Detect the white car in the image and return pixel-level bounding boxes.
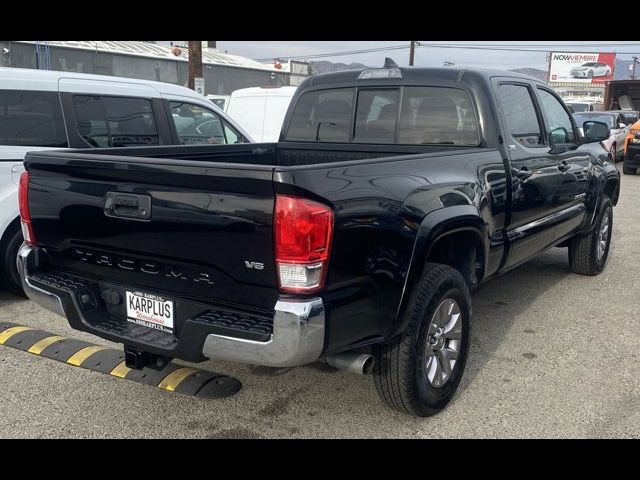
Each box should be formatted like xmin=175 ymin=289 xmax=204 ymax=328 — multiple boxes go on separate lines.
xmin=574 ymin=112 xmax=628 ymax=161
xmin=570 ymin=62 xmax=611 ymax=79
xmin=0 ymin=67 xmax=252 ymax=296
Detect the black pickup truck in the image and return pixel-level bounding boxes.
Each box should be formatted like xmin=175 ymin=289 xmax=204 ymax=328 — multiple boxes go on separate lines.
xmin=18 ymin=65 xmax=620 ymax=417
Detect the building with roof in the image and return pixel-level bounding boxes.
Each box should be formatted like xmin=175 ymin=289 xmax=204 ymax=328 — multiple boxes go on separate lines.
xmin=0 ymin=41 xmax=305 ymax=95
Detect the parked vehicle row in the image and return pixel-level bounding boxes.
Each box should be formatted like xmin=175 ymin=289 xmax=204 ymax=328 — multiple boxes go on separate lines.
xmin=0 ymin=68 xmax=251 ymax=295
xmin=17 ymin=63 xmax=620 ymax=416
xmin=572 ymin=111 xmax=635 ymax=161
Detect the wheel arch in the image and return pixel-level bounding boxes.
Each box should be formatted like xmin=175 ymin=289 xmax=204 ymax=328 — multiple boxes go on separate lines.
xmin=604 ymin=177 xmax=620 ymax=206
xmin=389 ymin=205 xmax=487 ymax=339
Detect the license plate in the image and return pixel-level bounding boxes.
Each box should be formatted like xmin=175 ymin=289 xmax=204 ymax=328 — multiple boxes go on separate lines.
xmin=125 ymin=291 xmax=174 ymax=333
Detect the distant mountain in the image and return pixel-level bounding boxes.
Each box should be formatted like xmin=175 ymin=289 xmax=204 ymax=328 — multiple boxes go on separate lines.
xmin=310 ymin=61 xmax=369 ymax=75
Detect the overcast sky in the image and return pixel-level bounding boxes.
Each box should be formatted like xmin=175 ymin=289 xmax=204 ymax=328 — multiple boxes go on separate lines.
xmin=215 ymin=41 xmax=640 ymax=70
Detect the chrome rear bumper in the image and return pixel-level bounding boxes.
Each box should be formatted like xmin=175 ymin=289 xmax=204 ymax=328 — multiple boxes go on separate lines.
xmin=18 ymin=244 xmax=325 ymax=368
xmin=17 ymin=244 xmax=65 ymax=317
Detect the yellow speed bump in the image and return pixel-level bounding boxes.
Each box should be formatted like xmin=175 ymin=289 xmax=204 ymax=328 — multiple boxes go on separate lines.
xmin=0 ymin=326 xmax=34 ymax=344
xmin=67 ymin=345 xmax=107 ymax=366
xmin=110 ymin=361 xmax=132 ymax=379
xmin=0 ymin=323 xmax=241 ymax=399
xmin=158 ymin=367 xmax=199 ymax=391
xmin=27 ymin=335 xmax=65 ymax=354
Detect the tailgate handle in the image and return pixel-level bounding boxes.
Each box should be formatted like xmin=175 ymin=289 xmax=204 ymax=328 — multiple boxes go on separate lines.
xmin=104 ymin=192 xmax=151 ymax=220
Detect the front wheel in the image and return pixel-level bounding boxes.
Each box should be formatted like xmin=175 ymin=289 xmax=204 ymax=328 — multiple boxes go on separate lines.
xmin=568 ymin=196 xmax=613 ymax=275
xmin=372 ymin=263 xmax=471 ymax=417
xmin=610 ymin=143 xmax=617 ymax=162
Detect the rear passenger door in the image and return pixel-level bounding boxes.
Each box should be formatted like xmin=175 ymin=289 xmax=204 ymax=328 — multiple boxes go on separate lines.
xmin=0 ymin=89 xmax=69 ymax=220
xmin=494 ymin=81 xmax=561 ymax=268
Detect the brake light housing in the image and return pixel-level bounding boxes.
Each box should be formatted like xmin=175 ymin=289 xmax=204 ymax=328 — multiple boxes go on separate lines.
xmin=274 ymin=195 xmax=333 ymax=294
xmin=18 ymin=171 xmax=36 ymax=246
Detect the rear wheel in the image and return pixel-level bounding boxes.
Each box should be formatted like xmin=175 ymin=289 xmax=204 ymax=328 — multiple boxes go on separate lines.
xmin=1 ymin=226 xmax=26 ymax=297
xmin=623 ymin=163 xmax=636 ymax=175
xmin=372 ymin=263 xmax=471 ymax=417
xmin=568 ymin=196 xmax=613 ymax=275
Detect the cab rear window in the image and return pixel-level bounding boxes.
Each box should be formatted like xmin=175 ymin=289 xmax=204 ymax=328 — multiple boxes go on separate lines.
xmin=285 ymin=86 xmax=479 ymax=146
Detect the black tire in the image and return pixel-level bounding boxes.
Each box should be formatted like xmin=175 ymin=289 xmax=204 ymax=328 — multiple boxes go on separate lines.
xmin=1 ymin=226 xmax=26 ymax=297
xmin=623 ymin=163 xmax=636 ymax=175
xmin=568 ymin=196 xmax=613 ymax=276
xmin=372 ymin=263 xmax=471 ymax=417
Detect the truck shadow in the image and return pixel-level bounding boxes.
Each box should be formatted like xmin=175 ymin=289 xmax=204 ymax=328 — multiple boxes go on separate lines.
xmin=234 ymin=248 xmax=575 ymax=427
xmin=458 ymin=248 xmax=571 ymax=395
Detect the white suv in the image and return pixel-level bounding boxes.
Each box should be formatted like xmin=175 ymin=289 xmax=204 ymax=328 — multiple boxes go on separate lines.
xmin=0 ymin=67 xmax=252 ymax=296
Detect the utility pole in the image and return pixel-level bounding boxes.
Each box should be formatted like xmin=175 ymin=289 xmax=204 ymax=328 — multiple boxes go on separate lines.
xmin=633 ymin=57 xmax=638 ymax=80
xmin=188 ymin=40 xmax=203 ymax=90
xmin=409 ymin=41 xmax=415 ymax=67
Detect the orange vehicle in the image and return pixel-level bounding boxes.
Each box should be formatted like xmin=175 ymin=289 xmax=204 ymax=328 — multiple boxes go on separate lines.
xmin=625 ymin=119 xmax=640 ymax=156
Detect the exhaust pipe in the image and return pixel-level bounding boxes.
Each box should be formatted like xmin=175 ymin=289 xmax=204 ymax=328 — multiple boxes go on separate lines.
xmin=325 ymin=352 xmax=375 ymax=375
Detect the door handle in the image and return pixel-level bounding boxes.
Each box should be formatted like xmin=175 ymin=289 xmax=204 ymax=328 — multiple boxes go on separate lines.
xmin=104 ymin=192 xmax=151 ymax=220
xmin=515 ymin=168 xmax=533 ymax=180
xmin=558 ymin=161 xmax=570 ymax=172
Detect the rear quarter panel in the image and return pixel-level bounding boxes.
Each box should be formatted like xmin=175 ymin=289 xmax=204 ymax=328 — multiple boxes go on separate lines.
xmin=274 ymin=148 xmax=507 ymax=353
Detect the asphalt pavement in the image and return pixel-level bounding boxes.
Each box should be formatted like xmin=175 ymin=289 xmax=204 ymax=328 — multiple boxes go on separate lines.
xmin=1 ymin=164 xmax=639 ymax=438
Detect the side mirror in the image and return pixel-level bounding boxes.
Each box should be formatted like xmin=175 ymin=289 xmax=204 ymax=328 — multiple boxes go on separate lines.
xmin=619 ymin=123 xmax=626 ymax=129
xmin=583 ymin=120 xmax=610 ymax=143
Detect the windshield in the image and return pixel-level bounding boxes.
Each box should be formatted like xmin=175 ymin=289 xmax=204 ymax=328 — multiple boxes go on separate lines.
xmin=581 ymin=62 xmax=597 ymax=67
xmin=573 ymin=113 xmax=614 ymax=128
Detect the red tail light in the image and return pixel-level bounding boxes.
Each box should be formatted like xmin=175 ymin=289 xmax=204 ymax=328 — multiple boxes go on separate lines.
xmin=18 ymin=171 xmax=36 ymax=246
xmin=274 ymin=194 xmax=333 ymax=294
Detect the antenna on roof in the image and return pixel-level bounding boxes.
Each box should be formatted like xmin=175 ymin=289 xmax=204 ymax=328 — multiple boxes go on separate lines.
xmin=383 ymin=57 xmax=399 ymax=69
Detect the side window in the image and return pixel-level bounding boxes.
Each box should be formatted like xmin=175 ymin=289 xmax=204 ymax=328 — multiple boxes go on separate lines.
xmin=73 ymin=95 xmax=158 ymax=148
xmin=0 ymin=90 xmax=67 ymax=147
xmin=285 ymin=88 xmax=354 ymax=142
xmin=536 ymin=89 xmax=576 ymax=145
xmin=354 ymin=90 xmax=399 ymax=143
xmin=169 ymin=101 xmax=245 ymax=145
xmin=398 ymin=87 xmax=479 ymax=145
xmin=498 ymin=84 xmax=544 ymax=148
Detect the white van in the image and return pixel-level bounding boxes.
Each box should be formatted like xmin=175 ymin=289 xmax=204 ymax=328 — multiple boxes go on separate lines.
xmin=0 ymin=67 xmax=252 ymax=295
xmin=226 ymin=86 xmax=298 ymax=142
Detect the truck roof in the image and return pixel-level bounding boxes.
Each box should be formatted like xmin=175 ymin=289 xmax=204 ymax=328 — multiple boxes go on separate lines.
xmin=300 ymin=66 xmax=544 ymax=89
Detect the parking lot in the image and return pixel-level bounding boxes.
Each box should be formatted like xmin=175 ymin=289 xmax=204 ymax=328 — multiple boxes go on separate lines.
xmin=0 ymin=163 xmax=635 ymax=439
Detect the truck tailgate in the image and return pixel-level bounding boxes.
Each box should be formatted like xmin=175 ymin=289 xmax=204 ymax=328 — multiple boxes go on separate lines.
xmin=25 ymin=152 xmax=279 ymax=312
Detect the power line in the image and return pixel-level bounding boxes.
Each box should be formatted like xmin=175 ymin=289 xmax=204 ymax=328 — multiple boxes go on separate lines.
xmin=254 ymin=42 xmax=640 ymax=63
xmin=254 ymin=44 xmax=408 ymax=62
xmin=417 ymin=43 xmax=640 ymax=54
xmin=419 ymin=42 xmax=640 ymax=48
